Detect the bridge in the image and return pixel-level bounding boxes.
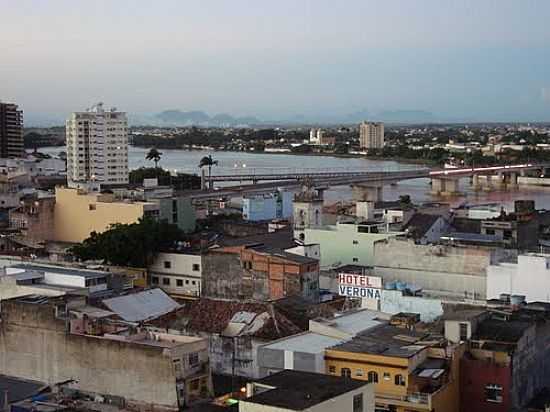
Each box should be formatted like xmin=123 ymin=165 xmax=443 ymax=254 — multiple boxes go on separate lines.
xmin=191 ymin=163 xmax=550 ymax=201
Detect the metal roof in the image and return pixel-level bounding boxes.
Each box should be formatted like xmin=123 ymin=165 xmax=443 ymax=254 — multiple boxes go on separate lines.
xmin=102 ymin=288 xmax=180 ymax=322
xmin=262 ymin=332 xmax=345 ymax=353
xmin=11 ymin=264 xmax=108 ymax=279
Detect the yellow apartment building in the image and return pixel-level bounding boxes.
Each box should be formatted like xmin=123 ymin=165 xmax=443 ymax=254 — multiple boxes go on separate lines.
xmin=325 ymin=323 xmax=462 ymax=412
xmin=54 ymin=187 xmax=160 ymax=243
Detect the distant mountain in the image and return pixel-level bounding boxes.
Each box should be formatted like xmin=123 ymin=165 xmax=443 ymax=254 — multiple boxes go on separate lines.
xmin=153 ymin=110 xmax=261 ymax=126
xmin=375 ymin=110 xmax=436 ymax=123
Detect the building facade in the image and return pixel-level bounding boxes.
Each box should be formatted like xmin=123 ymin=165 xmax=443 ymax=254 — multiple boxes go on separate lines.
xmin=53 ymin=187 xmax=159 ymax=243
xmin=0 ymin=102 xmax=24 ymax=158
xmin=359 ymin=122 xmax=384 ymax=150
xmin=149 ymin=252 xmax=203 ymax=298
xmin=66 ymin=103 xmax=128 ymax=188
xmin=243 ymin=189 xmax=293 ymax=222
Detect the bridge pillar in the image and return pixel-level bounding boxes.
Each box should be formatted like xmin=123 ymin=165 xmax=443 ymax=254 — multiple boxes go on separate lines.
xmin=351 ymin=184 xmax=383 ymax=202
xmin=483 ymin=175 xmax=494 ymax=191
xmin=496 ymin=172 xmax=506 ymax=189
xmin=508 ymin=172 xmax=518 ymax=189
xmin=200 ymin=168 xmax=207 ymax=190
xmin=471 ymin=174 xmax=482 ymax=191
xmin=431 ymin=178 xmax=460 ymax=196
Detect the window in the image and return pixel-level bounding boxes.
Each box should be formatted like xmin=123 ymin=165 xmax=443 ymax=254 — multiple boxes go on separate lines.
xmin=192 ymin=264 xmax=200 ymax=271
xmin=89 ymin=204 xmax=96 ymax=211
xmin=189 ymin=352 xmax=199 ymax=367
xmin=383 ymin=372 xmax=391 ymax=381
xmin=192 ymin=280 xmax=196 ymax=285
xmin=352 ymin=257 xmax=359 ymax=262
xmin=185 ymin=280 xmax=189 ymax=285
xmin=163 ymin=278 xmax=170 ymax=286
xmin=485 ymin=229 xmax=495 ymax=235
xmin=173 ymin=359 xmax=181 ymax=373
xmin=355 ymin=369 xmax=364 ymax=377
xmin=328 ymin=365 xmax=336 ymax=374
xmin=485 ymin=384 xmax=503 ymax=403
xmin=367 ymin=371 xmax=378 ymax=383
xmin=176 ymin=279 xmax=183 ymax=287
xmin=151 ymin=276 xmax=159 ymax=285
xmin=503 ymin=230 xmax=513 ymax=240
xmin=353 ymin=240 xmax=359 ymax=245
xmin=395 ymin=374 xmax=405 ymax=386
xmin=164 ymin=261 xmax=171 ymax=269
xmin=341 ymin=368 xmax=352 ymax=379
xmin=351 ymin=393 xmax=363 ymax=412
xmin=460 ymin=322 xmax=469 ymax=341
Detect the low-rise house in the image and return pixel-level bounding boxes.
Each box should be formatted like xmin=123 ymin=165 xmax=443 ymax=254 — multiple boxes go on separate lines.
xmin=240 ymin=370 xmax=375 ymax=412
xmin=0 ymin=294 xmax=213 ymax=410
xmin=325 ymin=322 xmax=463 ymax=412
xmin=149 ymin=252 xmax=203 ymax=298
xmin=402 ymin=213 xmax=448 ymax=245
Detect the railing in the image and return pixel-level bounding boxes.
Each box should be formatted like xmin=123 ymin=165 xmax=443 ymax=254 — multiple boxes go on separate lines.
xmin=377 ymin=391 xmax=430 ymax=405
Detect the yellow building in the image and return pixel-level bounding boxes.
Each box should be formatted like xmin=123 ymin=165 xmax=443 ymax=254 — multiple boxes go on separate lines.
xmin=325 ymin=323 xmax=462 ymax=412
xmin=54 ymin=187 xmax=160 ymax=243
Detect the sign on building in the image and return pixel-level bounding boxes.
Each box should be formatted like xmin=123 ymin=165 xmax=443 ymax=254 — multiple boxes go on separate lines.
xmin=338 ymin=273 xmax=382 ymax=300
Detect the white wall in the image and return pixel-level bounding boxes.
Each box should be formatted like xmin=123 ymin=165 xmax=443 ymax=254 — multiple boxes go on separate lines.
xmin=380 ymin=290 xmax=444 ymax=322
xmin=149 ymin=252 xmax=202 ymax=296
xmin=487 ymin=254 xmax=550 ymax=302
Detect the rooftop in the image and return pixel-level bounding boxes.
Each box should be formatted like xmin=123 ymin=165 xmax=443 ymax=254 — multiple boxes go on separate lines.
xmin=10 ymin=264 xmax=108 ymax=280
xmin=102 ymin=289 xmax=180 ymax=322
xmin=0 ymin=375 xmax=46 ymax=403
xmin=402 ymin=213 xmax=441 ymax=239
xmin=329 ymin=323 xmax=429 ymax=358
xmin=261 ymin=332 xmax=345 ymax=354
xmin=244 ymin=370 xmax=368 ymax=410
xmin=313 ymin=309 xmax=388 ymax=336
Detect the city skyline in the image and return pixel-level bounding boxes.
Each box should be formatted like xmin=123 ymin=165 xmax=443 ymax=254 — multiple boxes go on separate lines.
xmin=2 ymin=0 xmax=550 ymax=125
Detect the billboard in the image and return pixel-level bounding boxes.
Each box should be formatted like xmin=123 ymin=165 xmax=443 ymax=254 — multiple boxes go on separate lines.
xmin=338 ymin=273 xmax=382 ymax=299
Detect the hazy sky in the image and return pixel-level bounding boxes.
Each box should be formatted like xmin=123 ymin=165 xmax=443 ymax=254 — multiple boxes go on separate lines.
xmin=2 ymin=0 xmax=550 ymax=123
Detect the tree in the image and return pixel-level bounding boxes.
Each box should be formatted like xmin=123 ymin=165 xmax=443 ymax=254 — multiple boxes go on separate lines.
xmin=198 ymin=155 xmax=218 ymax=180
xmin=146 ymin=148 xmax=162 ymax=168
xmin=69 ymin=218 xmax=183 ymax=267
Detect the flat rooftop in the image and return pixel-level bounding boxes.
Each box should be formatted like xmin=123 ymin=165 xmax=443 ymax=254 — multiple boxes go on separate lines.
xmin=313 ymin=309 xmax=387 ymax=336
xmin=262 ymin=332 xmax=345 ymax=353
xmin=0 ymin=375 xmax=45 ymax=403
xmin=328 ymin=323 xmax=428 ymax=358
xmin=245 ymin=370 xmax=368 ymax=410
xmin=11 ymin=264 xmax=108 ymax=279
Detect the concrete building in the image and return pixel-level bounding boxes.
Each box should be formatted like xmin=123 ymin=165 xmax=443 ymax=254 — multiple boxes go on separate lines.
xmin=402 ymin=213 xmax=449 ymax=245
xmin=240 ymin=370 xmax=375 ymax=412
xmin=149 ymin=252 xmax=203 ymax=298
xmin=359 ymin=122 xmax=384 ymax=150
xmin=374 ymin=237 xmax=517 ymax=301
xmin=53 ymin=187 xmax=160 ymax=243
xmin=242 ymin=189 xmax=293 ymax=222
xmin=309 ymin=128 xmax=335 ymax=146
xmin=9 ymin=194 xmax=56 ymax=242
xmin=202 ymin=246 xmax=319 ymax=302
xmin=0 ymin=294 xmax=213 ymax=410
xmin=293 ymin=185 xmax=324 ymax=241
xmin=258 ymin=310 xmax=387 ymax=377
xmin=380 ymin=289 xmax=444 ymax=323
xmin=66 ymin=103 xmax=128 ymax=188
xmin=487 ymin=253 xmax=550 ymax=303
xmin=325 ymin=322 xmax=462 ymax=412
xmin=455 ymin=308 xmax=550 ymax=412
xmin=0 ymin=102 xmax=24 ymax=158
xmin=302 ymin=221 xmax=402 ymax=269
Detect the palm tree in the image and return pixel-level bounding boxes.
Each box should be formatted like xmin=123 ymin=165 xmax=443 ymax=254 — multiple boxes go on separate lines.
xmin=146 ymin=148 xmax=162 ymax=168
xmin=198 ymin=155 xmax=218 ymax=180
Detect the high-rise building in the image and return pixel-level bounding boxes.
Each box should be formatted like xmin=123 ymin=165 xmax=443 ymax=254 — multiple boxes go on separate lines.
xmin=359 ymin=121 xmax=384 ymax=150
xmin=66 ymin=103 xmax=128 ymax=188
xmin=0 ymin=102 xmax=24 ymax=158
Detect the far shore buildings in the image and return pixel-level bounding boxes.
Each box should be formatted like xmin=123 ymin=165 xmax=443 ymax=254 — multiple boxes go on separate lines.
xmin=359 ymin=121 xmax=384 ymax=150
xmin=66 ymin=103 xmax=129 ymax=189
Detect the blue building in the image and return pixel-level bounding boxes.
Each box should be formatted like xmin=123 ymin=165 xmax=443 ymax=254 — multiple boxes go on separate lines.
xmin=242 ymin=189 xmax=293 ymax=221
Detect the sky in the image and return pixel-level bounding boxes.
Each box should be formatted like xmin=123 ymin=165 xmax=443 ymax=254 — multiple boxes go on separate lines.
xmin=1 ymin=0 xmax=550 ymax=124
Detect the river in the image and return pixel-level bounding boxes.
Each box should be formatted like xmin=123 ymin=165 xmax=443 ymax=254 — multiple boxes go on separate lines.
xmin=36 ymin=146 xmax=550 ymax=209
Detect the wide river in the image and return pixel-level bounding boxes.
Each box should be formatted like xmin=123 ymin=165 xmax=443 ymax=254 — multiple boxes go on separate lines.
xmin=38 ymin=146 xmax=550 ymax=209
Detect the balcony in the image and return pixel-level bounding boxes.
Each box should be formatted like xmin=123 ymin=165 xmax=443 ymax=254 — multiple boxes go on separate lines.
xmin=376 ymin=391 xmax=431 ymax=410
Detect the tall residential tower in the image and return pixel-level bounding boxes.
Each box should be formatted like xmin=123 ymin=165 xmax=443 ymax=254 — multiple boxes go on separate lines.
xmin=359 ymin=121 xmax=384 ymax=150
xmin=66 ymin=103 xmax=129 ymax=189
xmin=0 ymin=102 xmax=24 ymax=158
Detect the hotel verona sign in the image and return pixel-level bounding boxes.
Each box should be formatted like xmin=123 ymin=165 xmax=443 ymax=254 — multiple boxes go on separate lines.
xmin=338 ymin=273 xmax=382 ymax=300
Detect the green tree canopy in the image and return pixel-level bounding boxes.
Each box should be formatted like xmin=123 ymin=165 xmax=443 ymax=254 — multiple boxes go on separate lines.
xmin=69 ymin=218 xmax=183 ymax=267
xmin=146 ymin=147 xmax=162 ymax=168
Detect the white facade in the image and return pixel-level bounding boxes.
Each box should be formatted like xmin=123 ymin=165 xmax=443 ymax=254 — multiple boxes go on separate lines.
xmin=359 ymin=122 xmax=384 ymax=149
xmin=149 ymin=252 xmax=202 ymax=297
xmin=309 ymin=128 xmax=324 ymax=145
xmin=487 ymin=254 xmax=550 ymax=303
xmin=66 ymin=103 xmax=129 ymax=187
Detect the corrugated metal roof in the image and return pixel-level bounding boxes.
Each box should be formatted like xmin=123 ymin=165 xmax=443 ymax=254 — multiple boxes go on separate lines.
xmin=102 ymin=289 xmax=180 ymax=322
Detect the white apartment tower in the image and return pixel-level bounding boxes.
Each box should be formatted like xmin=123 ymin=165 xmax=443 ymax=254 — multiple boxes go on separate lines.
xmin=66 ymin=103 xmax=129 ymax=188
xmin=359 ymin=121 xmax=384 ymax=149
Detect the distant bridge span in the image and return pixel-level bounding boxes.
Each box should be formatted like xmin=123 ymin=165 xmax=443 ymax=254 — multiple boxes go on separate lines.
xmin=190 ymin=163 xmax=550 ymax=200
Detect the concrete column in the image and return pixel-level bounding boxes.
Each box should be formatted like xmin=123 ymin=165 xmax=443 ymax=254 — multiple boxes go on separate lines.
xmin=442 ymin=178 xmax=460 ymax=195
xmin=496 ymin=172 xmax=506 ymax=189
xmin=471 ymin=174 xmax=482 ymax=191
xmin=351 ymin=184 xmax=383 ymax=202
xmin=483 ymin=175 xmax=494 ymax=191
xmin=200 ymin=168 xmax=207 ymax=190
xmin=431 ymin=178 xmax=446 ymax=195
xmin=508 ymin=172 xmax=518 ymax=189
